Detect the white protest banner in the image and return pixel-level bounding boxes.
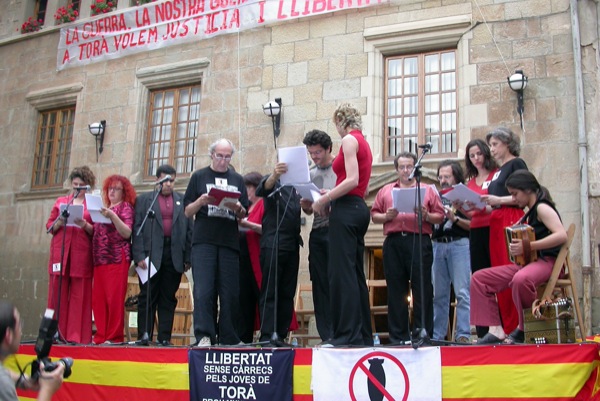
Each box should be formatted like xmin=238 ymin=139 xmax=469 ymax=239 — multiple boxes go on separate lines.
xmin=312 ymin=347 xmax=442 ymax=401
xmin=57 ymin=0 xmax=386 ymax=70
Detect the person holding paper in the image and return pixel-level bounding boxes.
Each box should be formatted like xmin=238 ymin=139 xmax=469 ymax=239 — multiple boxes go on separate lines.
xmin=132 ymin=165 xmax=193 ymax=346
xmin=370 ymin=152 xmax=444 ymax=344
xmin=92 ymin=175 xmax=136 ymax=344
xmin=431 ymin=160 xmax=471 ymax=343
xmin=464 ymin=138 xmax=497 ymax=338
xmin=237 ymin=171 xmax=265 ymax=343
xmin=184 ymin=138 xmax=248 ymax=347
xmin=480 ymin=127 xmax=528 ymax=336
xmin=300 ymin=129 xmax=336 ymax=341
xmin=45 ymin=165 xmax=96 ymax=344
xmin=255 ymin=163 xmax=302 ymax=344
xmin=312 ymin=103 xmax=373 ymax=347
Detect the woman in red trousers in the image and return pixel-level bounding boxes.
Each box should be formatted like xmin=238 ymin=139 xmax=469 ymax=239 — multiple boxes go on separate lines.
xmin=92 ymin=175 xmax=135 ymax=344
xmin=46 ymin=166 xmax=96 ymax=344
xmin=481 ymin=127 xmax=528 ymax=335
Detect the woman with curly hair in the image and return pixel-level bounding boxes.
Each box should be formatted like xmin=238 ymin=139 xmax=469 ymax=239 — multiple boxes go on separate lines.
xmin=45 ymin=166 xmax=96 ymax=344
xmin=92 ymin=174 xmax=136 ymax=344
xmin=312 ymin=103 xmax=373 ymax=347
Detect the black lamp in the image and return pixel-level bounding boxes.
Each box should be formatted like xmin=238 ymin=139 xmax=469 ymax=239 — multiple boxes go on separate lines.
xmin=507 ymin=70 xmax=528 ymax=130
xmin=88 ymin=120 xmax=106 ymax=162
xmin=263 ymin=98 xmax=282 ymax=148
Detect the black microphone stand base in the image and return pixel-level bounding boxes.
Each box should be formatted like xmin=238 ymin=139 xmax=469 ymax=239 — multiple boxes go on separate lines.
xmin=134 ymin=332 xmax=151 ymax=346
xmin=269 ymin=332 xmax=289 ymax=348
xmin=411 ymin=327 xmax=431 ymax=349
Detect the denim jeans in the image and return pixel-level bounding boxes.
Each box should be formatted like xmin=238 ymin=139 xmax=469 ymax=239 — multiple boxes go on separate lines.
xmin=432 ymin=237 xmax=471 ymax=340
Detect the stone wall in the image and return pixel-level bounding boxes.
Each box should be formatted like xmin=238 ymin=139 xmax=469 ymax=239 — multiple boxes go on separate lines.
xmin=0 ymin=0 xmax=599 ymax=338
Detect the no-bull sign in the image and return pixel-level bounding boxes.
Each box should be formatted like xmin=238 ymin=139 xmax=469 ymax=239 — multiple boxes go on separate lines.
xmin=312 ymin=347 xmax=441 ymax=401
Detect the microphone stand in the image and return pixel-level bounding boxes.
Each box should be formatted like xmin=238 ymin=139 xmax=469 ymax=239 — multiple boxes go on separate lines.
xmin=409 ymin=147 xmax=431 ymax=349
xmin=134 ymin=184 xmax=163 ymax=346
xmin=50 ymin=188 xmax=82 ymax=344
xmin=253 ymin=184 xmax=289 ymax=347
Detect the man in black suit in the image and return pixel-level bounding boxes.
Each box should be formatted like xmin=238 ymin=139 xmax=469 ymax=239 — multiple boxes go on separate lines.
xmin=132 ymin=164 xmax=193 ymax=345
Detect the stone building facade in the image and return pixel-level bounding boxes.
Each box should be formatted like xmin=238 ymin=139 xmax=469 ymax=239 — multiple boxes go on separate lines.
xmin=0 ymin=0 xmax=599 ymax=339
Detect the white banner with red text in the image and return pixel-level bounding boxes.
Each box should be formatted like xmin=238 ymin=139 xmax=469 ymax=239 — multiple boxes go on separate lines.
xmin=57 ymin=0 xmax=385 ymax=70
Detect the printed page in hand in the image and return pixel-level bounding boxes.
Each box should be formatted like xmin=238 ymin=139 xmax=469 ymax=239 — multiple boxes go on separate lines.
xmin=392 ymin=187 xmax=427 ymax=213
xmin=84 ymin=193 xmax=112 ymax=224
xmin=208 ymin=187 xmax=241 ymax=210
xmin=59 ymin=204 xmax=84 ymax=227
xmin=442 ymin=183 xmax=486 ymax=209
xmin=277 ymin=146 xmax=311 ymax=185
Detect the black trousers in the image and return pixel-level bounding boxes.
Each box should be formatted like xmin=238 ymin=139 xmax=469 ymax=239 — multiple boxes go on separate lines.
xmin=137 ymin=238 xmax=182 ymax=342
xmin=328 ymin=196 xmax=372 ymax=346
xmin=308 ymin=226 xmax=333 ymax=341
xmin=470 ymin=225 xmax=491 ymax=337
xmin=259 ymin=246 xmax=299 ymax=341
xmin=383 ymin=233 xmax=433 ymax=343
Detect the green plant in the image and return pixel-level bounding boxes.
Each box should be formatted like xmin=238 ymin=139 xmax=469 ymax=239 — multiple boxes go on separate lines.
xmin=136 ymin=0 xmax=156 ymax=4
xmin=55 ymin=4 xmax=79 ymax=24
xmin=20 ymin=17 xmax=43 ymax=34
xmin=91 ymin=0 xmax=117 ymax=16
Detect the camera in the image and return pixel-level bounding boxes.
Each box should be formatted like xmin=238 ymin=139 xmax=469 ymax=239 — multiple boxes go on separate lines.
xmin=30 ymin=309 xmax=73 ymax=380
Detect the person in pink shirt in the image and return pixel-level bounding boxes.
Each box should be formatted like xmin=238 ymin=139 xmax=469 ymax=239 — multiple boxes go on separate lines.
xmin=371 ymin=152 xmax=445 ymax=344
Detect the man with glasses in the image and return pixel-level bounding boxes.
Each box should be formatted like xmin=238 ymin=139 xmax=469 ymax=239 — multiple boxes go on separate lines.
xmin=431 ymin=160 xmax=471 ymax=343
xmin=371 ymin=152 xmax=445 ymax=344
xmin=132 ymin=164 xmax=193 ymax=346
xmin=0 ymin=301 xmax=64 ymax=401
xmin=299 ymin=130 xmax=336 ymax=342
xmin=184 ymin=139 xmax=248 ymax=346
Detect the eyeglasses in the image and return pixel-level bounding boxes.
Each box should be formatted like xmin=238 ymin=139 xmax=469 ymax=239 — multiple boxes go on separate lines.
xmin=308 ymin=149 xmax=324 ymax=157
xmin=438 ymin=175 xmax=453 ymax=181
xmin=213 ymin=154 xmax=232 ymax=161
xmin=397 ymin=165 xmax=414 ymax=171
xmin=108 ymin=187 xmax=123 ymax=192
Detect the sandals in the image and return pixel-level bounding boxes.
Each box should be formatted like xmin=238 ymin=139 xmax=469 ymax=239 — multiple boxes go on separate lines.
xmin=503 ymin=329 xmax=525 ymax=344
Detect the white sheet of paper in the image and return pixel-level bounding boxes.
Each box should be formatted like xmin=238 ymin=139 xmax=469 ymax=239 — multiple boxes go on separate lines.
xmin=442 ymin=183 xmax=486 ymax=209
xmin=277 ymin=146 xmax=311 ymax=185
xmin=84 ymin=193 xmax=112 ymax=224
xmin=392 ymin=187 xmax=427 ymax=213
xmin=135 ymin=257 xmax=157 ymax=284
xmin=292 ymin=182 xmax=322 ymax=202
xmin=59 ymin=204 xmax=84 ymax=227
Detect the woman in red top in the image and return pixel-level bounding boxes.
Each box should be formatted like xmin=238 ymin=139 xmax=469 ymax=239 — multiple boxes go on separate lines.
xmin=92 ymin=175 xmax=136 ymax=344
xmin=46 ymin=166 xmax=96 ymax=344
xmin=313 ymin=103 xmax=373 ymax=347
xmin=463 ymin=139 xmax=497 ymax=338
xmin=464 ymin=139 xmax=498 ymax=273
xmin=237 ymin=172 xmax=265 ymax=343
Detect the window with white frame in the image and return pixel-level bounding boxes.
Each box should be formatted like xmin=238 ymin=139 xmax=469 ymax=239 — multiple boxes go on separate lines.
xmin=385 ymin=50 xmax=457 ymax=159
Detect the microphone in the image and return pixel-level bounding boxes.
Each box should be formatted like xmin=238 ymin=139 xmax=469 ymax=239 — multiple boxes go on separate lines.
xmin=73 ymin=185 xmax=91 ymax=191
xmin=418 ymin=142 xmax=432 ymax=150
xmin=155 ymin=175 xmax=172 ymax=185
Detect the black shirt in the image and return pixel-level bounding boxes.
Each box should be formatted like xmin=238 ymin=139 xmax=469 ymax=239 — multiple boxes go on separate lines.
xmin=255 ymin=178 xmax=302 ymax=251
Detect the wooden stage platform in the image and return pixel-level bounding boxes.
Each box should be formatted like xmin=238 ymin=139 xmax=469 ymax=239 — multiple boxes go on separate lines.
xmin=9 ymin=342 xmax=600 ymax=401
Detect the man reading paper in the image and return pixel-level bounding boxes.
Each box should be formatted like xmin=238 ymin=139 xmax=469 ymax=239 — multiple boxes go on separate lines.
xmin=370 ymin=152 xmax=444 ymax=344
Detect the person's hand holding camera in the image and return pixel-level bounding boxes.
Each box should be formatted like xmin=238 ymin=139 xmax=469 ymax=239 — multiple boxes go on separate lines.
xmin=36 ymin=361 xmax=64 ymax=401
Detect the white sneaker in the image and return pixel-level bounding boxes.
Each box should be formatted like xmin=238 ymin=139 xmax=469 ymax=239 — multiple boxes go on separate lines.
xmin=197 ymin=336 xmax=211 ymax=347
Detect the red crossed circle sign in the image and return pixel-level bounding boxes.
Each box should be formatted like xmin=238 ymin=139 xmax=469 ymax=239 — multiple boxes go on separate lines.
xmin=348 ymin=351 xmax=410 ymax=401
